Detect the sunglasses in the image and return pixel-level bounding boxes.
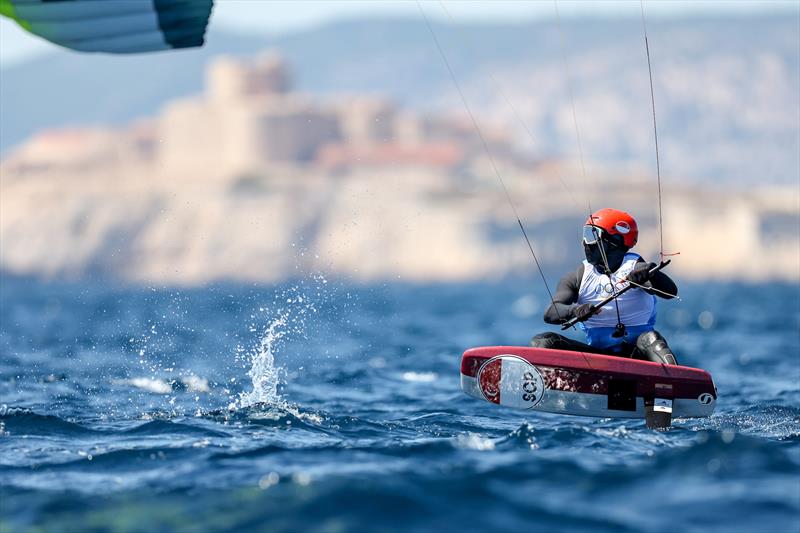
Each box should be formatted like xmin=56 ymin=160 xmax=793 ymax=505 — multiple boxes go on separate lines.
xmin=582 ymin=225 xmax=604 ymax=245
xmin=583 ymin=226 xmax=623 ymax=247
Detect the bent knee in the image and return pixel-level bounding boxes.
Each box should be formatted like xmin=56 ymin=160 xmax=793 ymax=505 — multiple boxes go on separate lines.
xmin=635 ymin=330 xmax=677 ymax=365
xmin=530 ymin=332 xmax=562 ymax=349
xmin=635 ymin=330 xmax=661 ymax=350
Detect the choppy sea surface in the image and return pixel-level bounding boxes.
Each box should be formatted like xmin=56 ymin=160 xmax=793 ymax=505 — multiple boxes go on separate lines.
xmin=1 ymin=276 xmax=798 ymax=532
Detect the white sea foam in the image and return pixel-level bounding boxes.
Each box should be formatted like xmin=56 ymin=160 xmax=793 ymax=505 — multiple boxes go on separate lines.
xmin=120 ymin=376 xmax=211 ymax=395
xmin=128 ymin=377 xmax=173 ymax=394
xmin=402 ymin=371 xmax=438 ymax=382
xmin=511 ymin=294 xmax=539 ymax=318
xmin=181 ymin=375 xmax=210 ymax=393
xmin=456 ymin=433 xmax=496 ymax=451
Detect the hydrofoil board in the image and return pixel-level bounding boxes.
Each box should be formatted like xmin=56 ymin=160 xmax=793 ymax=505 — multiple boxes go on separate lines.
xmin=461 ymin=346 xmax=716 ymax=421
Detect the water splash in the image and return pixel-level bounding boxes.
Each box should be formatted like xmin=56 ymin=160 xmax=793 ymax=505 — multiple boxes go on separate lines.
xmin=236 ymin=315 xmax=288 ymax=409
xmin=233 ymin=274 xmax=333 ymax=413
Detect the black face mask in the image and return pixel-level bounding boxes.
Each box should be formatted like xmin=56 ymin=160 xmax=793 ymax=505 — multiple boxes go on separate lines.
xmin=584 ymin=236 xmax=628 ymax=273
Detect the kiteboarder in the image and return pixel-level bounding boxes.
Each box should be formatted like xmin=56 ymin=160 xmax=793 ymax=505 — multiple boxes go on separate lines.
xmin=530 ymin=208 xmax=679 ymax=364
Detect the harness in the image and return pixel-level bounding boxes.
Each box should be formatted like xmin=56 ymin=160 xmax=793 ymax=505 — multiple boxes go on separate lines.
xmin=576 ymin=253 xmax=656 ymax=350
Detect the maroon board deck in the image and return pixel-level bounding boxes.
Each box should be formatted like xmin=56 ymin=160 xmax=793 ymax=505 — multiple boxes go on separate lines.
xmin=461 ymin=346 xmax=717 ymax=419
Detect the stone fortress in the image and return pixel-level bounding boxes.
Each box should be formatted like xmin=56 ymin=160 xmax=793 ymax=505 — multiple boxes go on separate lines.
xmin=4 ymin=52 xmax=513 ymax=179
xmin=1 ymin=52 xmax=797 ymax=284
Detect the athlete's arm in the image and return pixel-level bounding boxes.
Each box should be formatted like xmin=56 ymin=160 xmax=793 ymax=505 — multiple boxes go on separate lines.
xmin=634 ymin=259 xmax=678 ymax=299
xmin=543 ymin=265 xmax=584 ymax=324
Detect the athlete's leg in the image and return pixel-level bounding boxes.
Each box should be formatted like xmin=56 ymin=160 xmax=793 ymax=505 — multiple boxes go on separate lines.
xmin=634 ymin=330 xmax=678 ymax=365
xmin=530 ymin=332 xmax=608 ymax=355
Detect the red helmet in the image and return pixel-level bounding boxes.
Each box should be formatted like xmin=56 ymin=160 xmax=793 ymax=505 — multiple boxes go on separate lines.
xmin=584 ymin=208 xmax=638 ymax=248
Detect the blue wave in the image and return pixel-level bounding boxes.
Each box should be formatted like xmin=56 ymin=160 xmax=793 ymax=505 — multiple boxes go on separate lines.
xmin=1 ymin=279 xmax=798 ymax=532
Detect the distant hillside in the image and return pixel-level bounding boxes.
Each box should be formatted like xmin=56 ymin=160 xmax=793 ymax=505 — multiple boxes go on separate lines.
xmin=2 ymin=16 xmax=798 ymax=184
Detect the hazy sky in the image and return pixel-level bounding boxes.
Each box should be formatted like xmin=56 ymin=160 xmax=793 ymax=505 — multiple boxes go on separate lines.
xmin=1 ymin=0 xmax=796 ymax=67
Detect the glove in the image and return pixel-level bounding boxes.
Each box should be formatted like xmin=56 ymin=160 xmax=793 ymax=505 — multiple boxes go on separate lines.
xmin=573 ymin=303 xmax=597 ymax=322
xmin=628 ymin=262 xmax=657 ymax=285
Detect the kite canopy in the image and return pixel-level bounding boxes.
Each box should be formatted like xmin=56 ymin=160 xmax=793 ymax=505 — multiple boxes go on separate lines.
xmin=0 ymin=0 xmax=213 ymax=53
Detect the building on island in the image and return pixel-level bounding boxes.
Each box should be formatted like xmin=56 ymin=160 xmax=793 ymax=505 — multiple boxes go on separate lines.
xmin=3 ymin=51 xmax=518 ymax=180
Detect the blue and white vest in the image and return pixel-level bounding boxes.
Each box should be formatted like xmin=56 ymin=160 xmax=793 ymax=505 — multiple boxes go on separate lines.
xmin=576 ymin=253 xmax=656 ymax=350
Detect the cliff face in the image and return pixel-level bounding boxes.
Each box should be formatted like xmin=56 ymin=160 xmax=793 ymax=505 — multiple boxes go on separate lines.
xmin=2 ymin=19 xmax=798 ymax=286
xmin=0 ymin=163 xmax=508 ymax=284
xmin=2 ymin=160 xmax=797 ymax=285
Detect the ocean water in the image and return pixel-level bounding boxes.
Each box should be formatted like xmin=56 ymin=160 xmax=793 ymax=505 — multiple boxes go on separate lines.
xmin=1 ymin=276 xmax=798 ymax=532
